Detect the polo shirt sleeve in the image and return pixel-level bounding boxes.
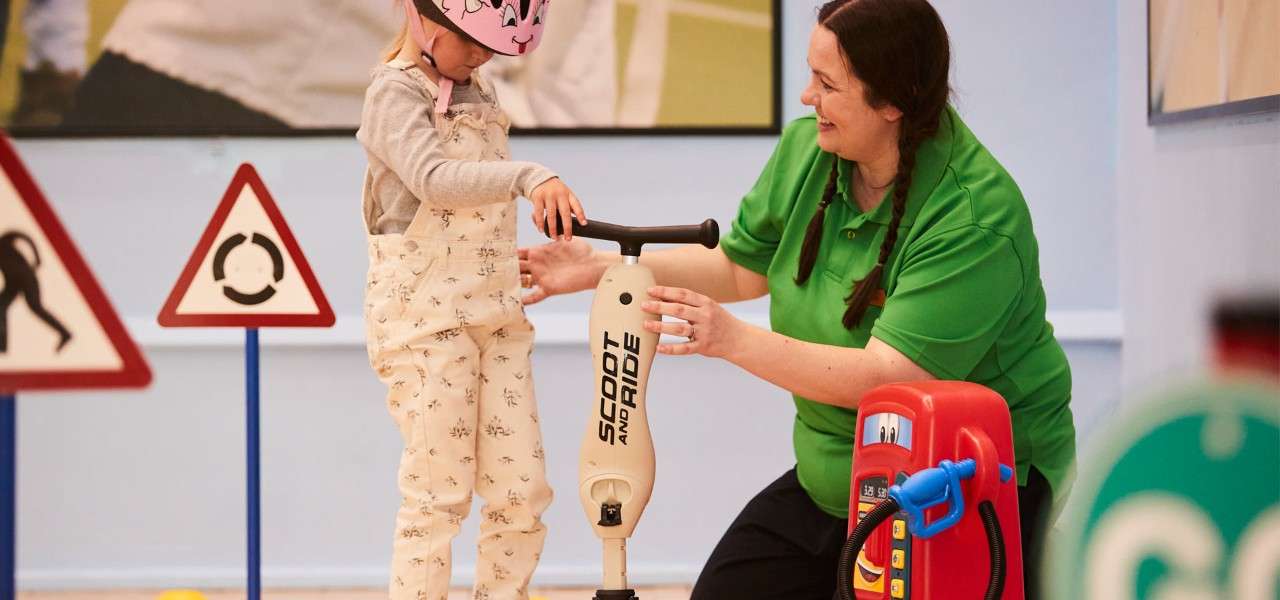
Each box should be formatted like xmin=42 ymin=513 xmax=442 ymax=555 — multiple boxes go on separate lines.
xmin=871 ymin=226 xmax=1024 ymax=380
xmin=720 ymin=122 xmax=807 ymax=275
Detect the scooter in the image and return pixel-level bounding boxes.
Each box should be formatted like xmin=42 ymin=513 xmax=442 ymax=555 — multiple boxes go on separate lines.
xmin=543 ymin=217 xmax=719 ymax=600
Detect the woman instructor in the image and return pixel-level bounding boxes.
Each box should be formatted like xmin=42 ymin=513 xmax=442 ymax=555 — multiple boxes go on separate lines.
xmin=520 ymin=1 xmax=1075 ymax=597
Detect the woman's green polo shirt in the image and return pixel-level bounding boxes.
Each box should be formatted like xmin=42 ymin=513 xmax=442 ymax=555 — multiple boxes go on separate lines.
xmin=720 ymin=107 xmax=1076 ymax=518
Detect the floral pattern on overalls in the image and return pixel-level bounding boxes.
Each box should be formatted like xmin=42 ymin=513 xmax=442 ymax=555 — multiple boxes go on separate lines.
xmin=363 ymin=69 xmax=552 ymax=600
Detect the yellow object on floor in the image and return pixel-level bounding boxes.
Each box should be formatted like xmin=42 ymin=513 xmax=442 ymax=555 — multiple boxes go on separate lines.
xmin=156 ymin=592 xmax=206 ymax=600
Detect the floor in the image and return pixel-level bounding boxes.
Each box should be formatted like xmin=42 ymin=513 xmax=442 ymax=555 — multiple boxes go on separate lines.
xmin=18 ymin=587 xmax=693 ymax=600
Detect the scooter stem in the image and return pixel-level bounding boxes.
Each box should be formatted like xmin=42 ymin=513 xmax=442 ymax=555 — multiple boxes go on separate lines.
xmin=542 ymin=218 xmax=718 ymax=599
xmin=580 ymin=258 xmax=657 ymax=596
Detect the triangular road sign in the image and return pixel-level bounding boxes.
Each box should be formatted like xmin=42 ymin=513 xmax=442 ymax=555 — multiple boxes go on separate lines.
xmin=0 ymin=134 xmax=151 ymax=391
xmin=158 ymin=163 xmax=334 ymax=328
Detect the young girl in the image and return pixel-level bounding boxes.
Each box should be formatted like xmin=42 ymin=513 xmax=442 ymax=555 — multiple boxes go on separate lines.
xmin=358 ymin=2 xmax=584 ymax=598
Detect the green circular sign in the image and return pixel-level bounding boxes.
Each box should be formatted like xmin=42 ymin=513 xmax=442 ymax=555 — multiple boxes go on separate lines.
xmin=1052 ymin=381 xmax=1280 ymax=600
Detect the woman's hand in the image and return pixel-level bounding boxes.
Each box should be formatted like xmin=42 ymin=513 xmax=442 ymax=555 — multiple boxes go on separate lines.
xmin=529 ymin=177 xmax=586 ymax=240
xmin=641 ymin=286 xmax=746 ymax=358
xmin=518 ymin=238 xmax=603 ymax=305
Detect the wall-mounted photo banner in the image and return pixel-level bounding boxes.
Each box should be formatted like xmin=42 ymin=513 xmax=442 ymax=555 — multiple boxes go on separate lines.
xmin=1148 ymin=0 xmax=1280 ymax=124
xmin=0 ymin=0 xmax=780 ymax=137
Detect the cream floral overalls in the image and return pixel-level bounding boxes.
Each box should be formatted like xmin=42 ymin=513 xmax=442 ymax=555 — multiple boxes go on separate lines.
xmin=363 ymin=68 xmax=553 ymax=600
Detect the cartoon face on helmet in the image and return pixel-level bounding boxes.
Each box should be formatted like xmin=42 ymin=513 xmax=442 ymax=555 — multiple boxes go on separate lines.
xmin=428 ymin=0 xmax=551 ymax=56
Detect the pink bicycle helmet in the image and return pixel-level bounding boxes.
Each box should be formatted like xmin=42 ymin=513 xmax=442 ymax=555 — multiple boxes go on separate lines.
xmin=403 ymin=0 xmax=551 ymax=113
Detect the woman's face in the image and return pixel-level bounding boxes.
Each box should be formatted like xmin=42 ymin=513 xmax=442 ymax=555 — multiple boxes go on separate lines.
xmin=801 ymin=25 xmax=902 ymax=161
xmin=421 ymin=18 xmax=495 ymax=82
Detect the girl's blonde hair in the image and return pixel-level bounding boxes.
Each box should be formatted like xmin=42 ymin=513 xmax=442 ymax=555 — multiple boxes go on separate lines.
xmin=383 ymin=21 xmax=410 ymax=63
xmin=384 ymin=0 xmax=427 ymax=63
xmin=384 ymin=0 xmax=483 ymax=64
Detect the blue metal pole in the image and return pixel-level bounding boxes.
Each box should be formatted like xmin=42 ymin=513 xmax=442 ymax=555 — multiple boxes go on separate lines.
xmin=246 ymin=329 xmax=260 ymax=600
xmin=1 ymin=394 xmax=14 ymax=600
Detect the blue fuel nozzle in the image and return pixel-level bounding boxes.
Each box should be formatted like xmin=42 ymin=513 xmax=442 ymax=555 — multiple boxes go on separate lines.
xmin=887 ymin=459 xmax=1014 ymax=540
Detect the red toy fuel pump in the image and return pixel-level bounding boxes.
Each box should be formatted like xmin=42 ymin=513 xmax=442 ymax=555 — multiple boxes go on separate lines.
xmin=839 ymin=381 xmax=1024 ymax=600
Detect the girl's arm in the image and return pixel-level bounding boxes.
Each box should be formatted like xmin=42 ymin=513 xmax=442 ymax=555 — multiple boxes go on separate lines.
xmin=357 ymin=74 xmax=556 ymax=209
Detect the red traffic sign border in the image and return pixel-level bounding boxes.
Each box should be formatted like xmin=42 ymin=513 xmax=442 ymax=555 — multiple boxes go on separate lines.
xmin=158 ymin=163 xmax=335 ymax=328
xmin=0 ymin=134 xmax=151 ymax=392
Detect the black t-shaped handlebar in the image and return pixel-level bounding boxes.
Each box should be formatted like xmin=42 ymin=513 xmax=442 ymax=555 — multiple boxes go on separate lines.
xmin=542 ymin=218 xmax=719 ymax=257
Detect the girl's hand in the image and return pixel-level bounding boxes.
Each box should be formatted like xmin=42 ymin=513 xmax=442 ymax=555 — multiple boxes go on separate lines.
xmin=518 ymin=238 xmax=603 ymax=305
xmin=529 ymin=177 xmax=586 ymax=241
xmin=641 ymin=286 xmax=745 ymax=358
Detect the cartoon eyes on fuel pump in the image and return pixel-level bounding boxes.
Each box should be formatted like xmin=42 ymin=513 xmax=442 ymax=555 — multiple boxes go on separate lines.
xmin=861 ymin=413 xmax=914 ymax=450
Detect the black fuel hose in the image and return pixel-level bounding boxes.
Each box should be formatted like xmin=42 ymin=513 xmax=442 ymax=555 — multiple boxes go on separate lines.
xmin=836 ymin=499 xmax=1008 ymax=600
xmin=837 ymin=498 xmax=900 ymax=600
xmin=978 ymin=500 xmax=1005 ymax=600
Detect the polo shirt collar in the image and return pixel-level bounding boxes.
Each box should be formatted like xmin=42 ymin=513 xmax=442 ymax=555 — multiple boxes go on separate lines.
xmin=832 ymin=105 xmax=959 ymax=227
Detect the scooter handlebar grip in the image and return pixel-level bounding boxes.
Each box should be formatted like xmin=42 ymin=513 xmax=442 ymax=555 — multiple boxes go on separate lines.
xmin=542 ymin=218 xmax=720 ymax=255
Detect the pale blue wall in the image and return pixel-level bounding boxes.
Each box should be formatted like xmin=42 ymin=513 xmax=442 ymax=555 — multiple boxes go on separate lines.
xmin=13 ymin=0 xmax=1123 ymax=589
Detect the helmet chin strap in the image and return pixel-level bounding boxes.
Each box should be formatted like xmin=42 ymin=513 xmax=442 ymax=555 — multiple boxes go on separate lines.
xmin=403 ymin=0 xmax=455 ymax=115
